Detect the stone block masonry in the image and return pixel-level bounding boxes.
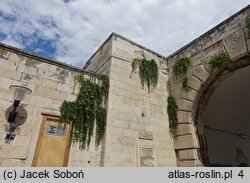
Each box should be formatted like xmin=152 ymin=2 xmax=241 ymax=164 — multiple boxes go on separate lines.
xmin=99 ymin=34 xmax=177 ymax=167
xmin=0 ymin=44 xmax=102 ymax=167
xmin=167 ymin=5 xmax=250 ymax=166
xmin=0 ymin=5 xmax=249 ymax=167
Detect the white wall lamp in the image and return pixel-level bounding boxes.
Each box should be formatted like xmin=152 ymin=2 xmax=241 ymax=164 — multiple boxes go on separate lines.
xmin=5 ymin=84 xmax=32 ymax=143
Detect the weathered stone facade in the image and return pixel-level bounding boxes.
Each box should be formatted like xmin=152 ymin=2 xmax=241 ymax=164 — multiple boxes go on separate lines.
xmin=0 ymin=32 xmax=176 ymax=167
xmin=0 ymin=5 xmax=249 ymax=167
xmin=167 ymin=5 xmax=250 ymax=166
xmin=78 ymin=33 xmax=176 ymax=166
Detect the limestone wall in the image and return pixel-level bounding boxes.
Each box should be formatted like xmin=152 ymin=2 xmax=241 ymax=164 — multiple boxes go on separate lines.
xmin=84 ymin=35 xmax=113 ymax=75
xmin=101 ymin=34 xmax=177 ymax=166
xmin=0 ymin=45 xmax=101 ymax=167
xmin=166 ymin=6 xmax=250 ymax=166
xmin=2 ymin=5 xmax=248 ymax=167
xmin=0 ymin=32 xmax=177 ymax=167
xmin=69 ymin=35 xmax=113 ymax=167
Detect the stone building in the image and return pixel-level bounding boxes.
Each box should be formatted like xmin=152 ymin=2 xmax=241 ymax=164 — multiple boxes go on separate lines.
xmin=0 ymin=5 xmax=249 ymax=167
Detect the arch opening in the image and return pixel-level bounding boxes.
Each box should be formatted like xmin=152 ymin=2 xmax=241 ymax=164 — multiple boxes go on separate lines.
xmin=195 ymin=57 xmax=250 ymax=167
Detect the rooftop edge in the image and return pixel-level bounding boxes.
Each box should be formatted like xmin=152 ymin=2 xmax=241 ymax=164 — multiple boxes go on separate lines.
xmin=0 ymin=42 xmax=82 ymax=72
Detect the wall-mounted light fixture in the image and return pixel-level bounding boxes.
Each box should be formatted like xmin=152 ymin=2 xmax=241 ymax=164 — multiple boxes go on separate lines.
xmin=8 ymin=85 xmax=31 ymax=123
xmin=9 ymin=85 xmax=32 ymax=101
xmin=5 ymin=84 xmax=32 ymax=143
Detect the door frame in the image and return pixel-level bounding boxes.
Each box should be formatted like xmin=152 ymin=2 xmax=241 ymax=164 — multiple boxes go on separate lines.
xmin=32 ymin=113 xmax=72 ymax=167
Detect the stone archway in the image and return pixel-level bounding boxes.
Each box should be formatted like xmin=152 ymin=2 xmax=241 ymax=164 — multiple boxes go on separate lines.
xmin=171 ymin=55 xmax=250 ymax=167
xmin=167 ymin=19 xmax=250 ymax=166
xmin=194 ymin=56 xmax=250 ymax=166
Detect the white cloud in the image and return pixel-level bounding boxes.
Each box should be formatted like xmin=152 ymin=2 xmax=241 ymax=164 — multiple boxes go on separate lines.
xmin=2 ymin=38 xmax=24 ymax=49
xmin=0 ymin=0 xmax=249 ymax=67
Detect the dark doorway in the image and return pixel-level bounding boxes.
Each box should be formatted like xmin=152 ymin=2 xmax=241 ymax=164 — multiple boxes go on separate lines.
xmin=203 ymin=66 xmax=250 ymax=166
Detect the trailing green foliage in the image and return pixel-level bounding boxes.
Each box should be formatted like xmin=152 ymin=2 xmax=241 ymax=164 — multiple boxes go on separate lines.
xmin=167 ymin=96 xmax=178 ymax=134
xmin=131 ymin=58 xmax=159 ymax=92
xmin=182 ymin=77 xmax=188 ymax=90
xmin=132 ymin=58 xmax=140 ymax=73
xmin=139 ymin=58 xmax=158 ymax=91
xmin=172 ymin=57 xmax=191 ymax=91
xmin=208 ymin=51 xmax=230 ymax=70
xmin=60 ymin=73 xmax=109 ymax=150
xmin=246 ymin=16 xmax=250 ymax=34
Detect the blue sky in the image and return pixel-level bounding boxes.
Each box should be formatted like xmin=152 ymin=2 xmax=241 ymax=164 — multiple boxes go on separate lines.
xmin=0 ymin=0 xmax=249 ymax=68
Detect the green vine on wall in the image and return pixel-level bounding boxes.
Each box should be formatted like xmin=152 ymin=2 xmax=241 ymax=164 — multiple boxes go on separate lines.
xmin=167 ymin=96 xmax=178 ymax=134
xmin=60 ymin=73 xmax=109 ymax=150
xmin=132 ymin=58 xmax=141 ymax=73
xmin=172 ymin=57 xmax=191 ymax=91
xmin=208 ymin=51 xmax=230 ymax=70
xmin=131 ymin=57 xmax=159 ymax=92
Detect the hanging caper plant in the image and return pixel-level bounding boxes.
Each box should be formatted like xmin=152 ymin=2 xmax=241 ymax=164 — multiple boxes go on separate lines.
xmin=167 ymin=96 xmax=178 ymax=134
xmin=172 ymin=57 xmax=191 ymax=91
xmin=132 ymin=58 xmax=141 ymax=73
xmin=131 ymin=57 xmax=159 ymax=92
xmin=60 ymin=73 xmax=109 ymax=150
xmin=208 ymin=51 xmax=230 ymax=70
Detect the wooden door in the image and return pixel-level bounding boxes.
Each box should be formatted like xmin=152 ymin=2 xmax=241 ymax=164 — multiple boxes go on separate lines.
xmin=32 ymin=115 xmax=71 ymax=167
